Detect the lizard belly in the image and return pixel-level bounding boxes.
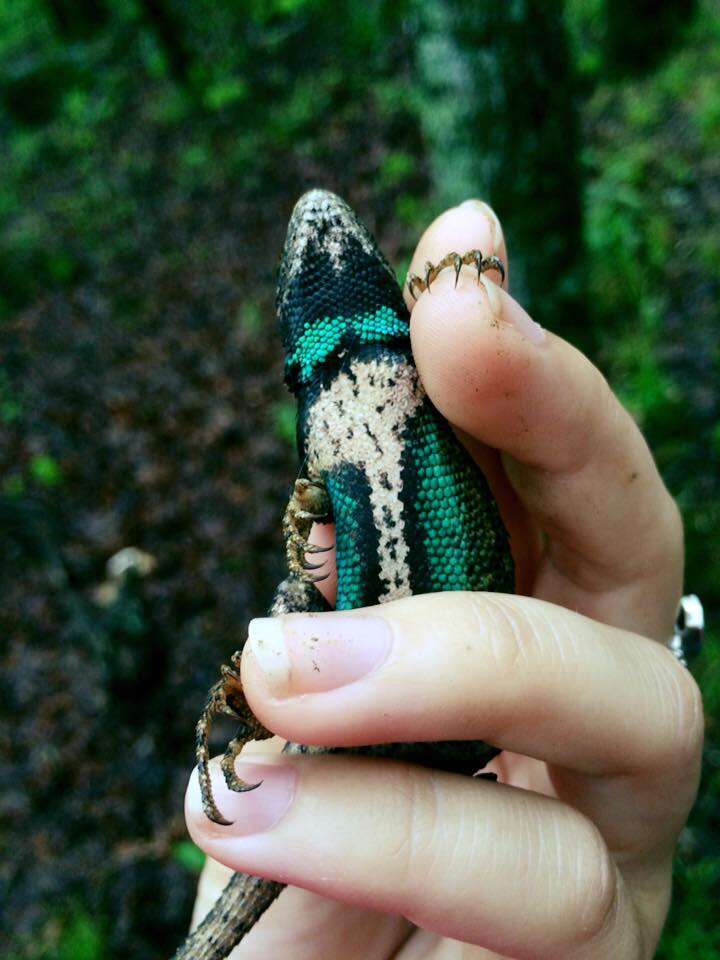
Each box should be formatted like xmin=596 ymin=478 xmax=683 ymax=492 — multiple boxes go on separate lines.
xmin=305 ymin=355 xmax=424 ymax=603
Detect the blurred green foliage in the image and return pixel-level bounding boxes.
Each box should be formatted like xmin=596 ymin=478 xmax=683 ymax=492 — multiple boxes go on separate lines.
xmin=56 ymin=910 xmax=104 ymax=960
xmin=415 ymin=0 xmax=585 ymax=345
xmin=172 ymin=840 xmax=206 ymax=875
xmin=1 ymin=0 xmax=718 ymax=957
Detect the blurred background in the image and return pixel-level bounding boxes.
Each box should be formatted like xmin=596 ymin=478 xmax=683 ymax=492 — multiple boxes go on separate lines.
xmin=1 ymin=1 xmax=718 ymax=957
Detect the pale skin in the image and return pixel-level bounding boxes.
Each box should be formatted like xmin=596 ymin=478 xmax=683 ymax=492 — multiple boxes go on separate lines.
xmin=184 ymin=200 xmax=703 ymax=959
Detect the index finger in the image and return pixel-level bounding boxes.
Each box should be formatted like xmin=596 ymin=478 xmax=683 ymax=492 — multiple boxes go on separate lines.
xmin=405 ymin=202 xmax=682 ymax=641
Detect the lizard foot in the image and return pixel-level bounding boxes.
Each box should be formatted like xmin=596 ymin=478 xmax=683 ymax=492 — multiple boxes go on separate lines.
xmin=196 ymin=656 xmax=272 ymax=825
xmin=406 ymin=249 xmax=506 ymax=300
xmin=283 ymin=478 xmax=333 ymax=583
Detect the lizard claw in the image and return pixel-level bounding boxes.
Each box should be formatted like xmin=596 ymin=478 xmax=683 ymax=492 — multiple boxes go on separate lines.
xmin=473 ymin=251 xmax=505 ymax=286
xmin=195 ymin=664 xmax=272 ymax=825
xmin=489 ymin=255 xmax=506 ymax=285
xmin=424 ymin=261 xmax=434 ymax=292
xmin=405 ymin=250 xmax=506 ymax=297
xmin=283 ymin=477 xmax=334 ymax=581
xmin=221 ymin=736 xmax=263 ymax=794
xmin=195 ymin=678 xmax=239 ymax=825
xmin=453 ymin=253 xmax=463 ymax=288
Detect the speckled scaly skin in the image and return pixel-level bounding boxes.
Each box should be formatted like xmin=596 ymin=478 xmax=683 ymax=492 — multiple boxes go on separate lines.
xmin=172 ymin=190 xmax=514 ymax=959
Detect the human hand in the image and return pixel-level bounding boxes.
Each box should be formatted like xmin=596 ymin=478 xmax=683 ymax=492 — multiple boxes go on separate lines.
xmin=184 ymin=200 xmax=702 ymax=959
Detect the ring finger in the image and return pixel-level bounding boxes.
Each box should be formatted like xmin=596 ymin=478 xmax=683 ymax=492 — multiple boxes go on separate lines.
xmin=187 ymin=751 xmax=639 ymax=960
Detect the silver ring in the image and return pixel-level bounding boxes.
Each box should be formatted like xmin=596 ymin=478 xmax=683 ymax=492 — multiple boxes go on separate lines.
xmin=669 ymin=594 xmax=705 ymax=668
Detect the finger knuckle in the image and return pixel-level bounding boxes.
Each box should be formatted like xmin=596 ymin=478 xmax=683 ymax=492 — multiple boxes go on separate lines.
xmin=389 ymin=768 xmax=487 ymax=904
xmin=643 ymin=492 xmax=684 ymax=582
xmin=562 ymin=816 xmax=620 ymax=949
xmin=386 ymin=766 xmax=443 ymax=888
xmin=662 ymin=654 xmax=705 ymax=765
xmin=663 ymin=494 xmax=684 ymax=553
xmin=478 ymin=596 xmax=535 ymax=674
xmin=572 ymin=364 xmax=616 ymax=474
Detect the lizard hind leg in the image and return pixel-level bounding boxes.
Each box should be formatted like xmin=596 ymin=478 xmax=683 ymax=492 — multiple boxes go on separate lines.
xmin=195 ymin=659 xmax=270 ymax=826
xmin=283 ymin=478 xmax=333 ymax=583
xmin=220 ymin=735 xmax=263 ymax=795
xmin=195 ymin=675 xmax=240 ymax=826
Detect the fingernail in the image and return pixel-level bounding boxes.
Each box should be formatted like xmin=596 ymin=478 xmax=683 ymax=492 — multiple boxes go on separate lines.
xmin=459 ymin=199 xmax=503 ymax=253
xmin=248 ymin=614 xmax=392 ymax=697
xmin=479 ymin=274 xmax=503 ymax=320
xmin=507 ymin=300 xmax=546 ymax=345
xmin=476 ymin=276 xmax=545 ymax=344
xmin=208 ymin=760 xmax=297 ymax=835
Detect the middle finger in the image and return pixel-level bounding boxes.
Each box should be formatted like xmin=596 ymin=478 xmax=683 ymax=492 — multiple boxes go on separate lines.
xmin=240 ymin=593 xmax=702 ymax=848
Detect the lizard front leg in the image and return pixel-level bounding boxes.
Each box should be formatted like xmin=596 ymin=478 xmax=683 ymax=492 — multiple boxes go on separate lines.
xmin=406 ymin=248 xmax=506 ymax=299
xmin=283 ymin=477 xmax=333 ymax=582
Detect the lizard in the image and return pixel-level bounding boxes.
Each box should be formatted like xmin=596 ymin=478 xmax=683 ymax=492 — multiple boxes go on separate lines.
xmin=172 ymin=189 xmax=514 ymax=959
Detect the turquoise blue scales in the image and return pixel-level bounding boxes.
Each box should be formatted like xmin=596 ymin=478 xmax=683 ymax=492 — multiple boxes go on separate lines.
xmin=278 ymin=190 xmax=514 ymax=610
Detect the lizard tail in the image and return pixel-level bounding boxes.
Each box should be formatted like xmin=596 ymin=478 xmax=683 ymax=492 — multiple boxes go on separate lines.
xmin=171 ymin=872 xmax=285 ymax=960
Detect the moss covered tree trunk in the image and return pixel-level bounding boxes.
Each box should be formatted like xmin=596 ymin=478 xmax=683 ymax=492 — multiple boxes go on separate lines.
xmin=414 ymin=0 xmax=586 ymax=347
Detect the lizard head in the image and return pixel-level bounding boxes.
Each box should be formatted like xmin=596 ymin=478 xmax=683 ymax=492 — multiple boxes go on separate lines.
xmin=277 ymin=189 xmax=410 ymax=394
